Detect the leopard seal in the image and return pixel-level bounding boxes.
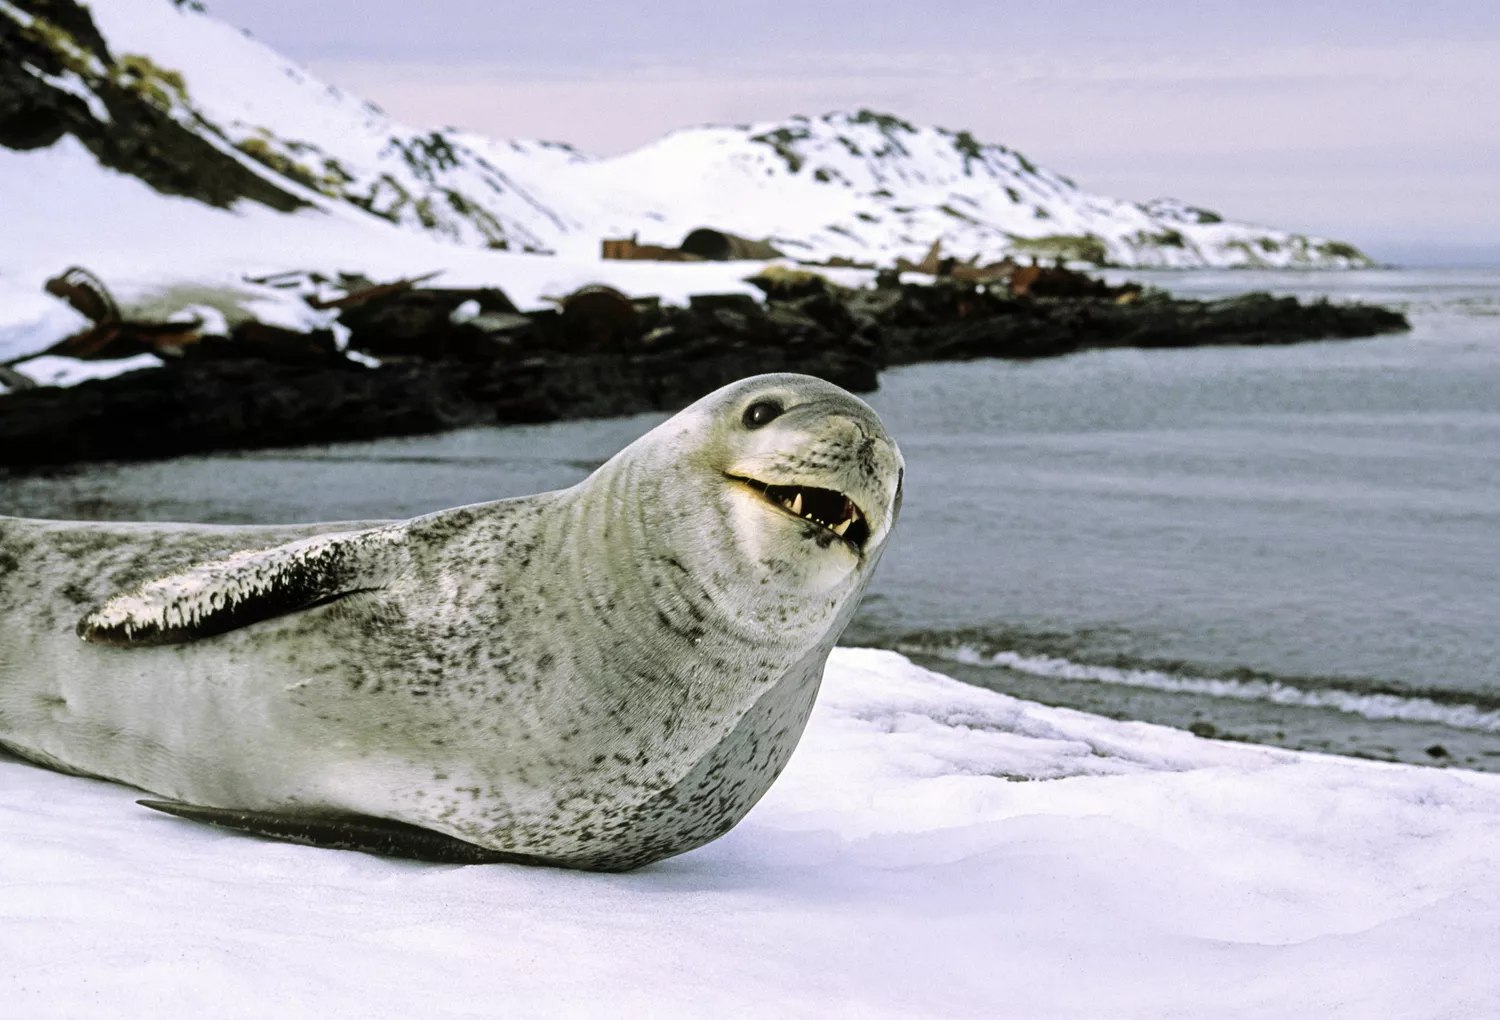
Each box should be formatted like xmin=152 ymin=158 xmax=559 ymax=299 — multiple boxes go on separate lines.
xmin=0 ymin=373 xmax=903 ymax=871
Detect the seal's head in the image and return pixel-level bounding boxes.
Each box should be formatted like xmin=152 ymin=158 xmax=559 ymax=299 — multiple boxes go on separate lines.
xmin=606 ymin=374 xmax=903 ymax=611
xmin=714 ymin=374 xmax=902 ymax=592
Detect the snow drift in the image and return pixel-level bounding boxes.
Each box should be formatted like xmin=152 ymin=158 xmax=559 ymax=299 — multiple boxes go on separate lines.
xmin=1 ymin=648 xmax=1494 ymax=1018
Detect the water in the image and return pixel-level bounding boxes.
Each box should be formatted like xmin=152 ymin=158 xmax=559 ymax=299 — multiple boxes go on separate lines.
xmin=3 ymin=269 xmax=1498 ymax=769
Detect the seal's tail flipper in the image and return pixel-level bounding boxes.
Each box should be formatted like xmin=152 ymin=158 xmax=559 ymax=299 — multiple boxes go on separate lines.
xmin=77 ymin=527 xmax=409 ymax=647
xmin=136 ymin=799 xmax=552 ymax=866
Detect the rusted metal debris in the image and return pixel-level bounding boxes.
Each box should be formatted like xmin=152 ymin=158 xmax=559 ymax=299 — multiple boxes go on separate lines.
xmin=893 ymin=240 xmax=1017 ymax=285
xmin=950 ymin=257 xmax=1021 ymax=285
xmin=244 ymin=270 xmax=316 ymax=288
xmin=44 ymin=266 xmax=119 ymax=325
xmin=560 ymin=285 xmax=640 ymax=350
xmin=1006 ymin=264 xmax=1043 ymax=296
xmin=601 ymin=236 xmax=702 ymax=262
xmin=48 ymin=319 xmax=206 ymax=360
xmin=894 ymin=240 xmax=945 ymax=276
xmin=305 ymin=270 xmax=445 ymax=310
xmin=678 ymin=229 xmax=784 ymax=261
xmin=796 ymin=255 xmax=878 ymax=270
xmin=602 ymin=228 xmax=784 ymax=263
xmin=885 ymin=240 xmax=1136 ymax=298
xmin=11 ymin=266 xmax=204 ymax=366
xmin=1008 ymin=263 xmax=1136 ymax=299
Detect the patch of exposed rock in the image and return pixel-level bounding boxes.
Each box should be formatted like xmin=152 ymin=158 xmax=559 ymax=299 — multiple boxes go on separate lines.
xmin=0 ymin=268 xmax=1408 ymax=469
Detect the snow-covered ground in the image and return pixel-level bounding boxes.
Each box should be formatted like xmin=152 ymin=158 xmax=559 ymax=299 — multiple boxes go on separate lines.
xmin=0 ymin=137 xmax=792 ymax=369
xmin=1 ymin=0 xmax=1383 ymax=383
xmin=4 ymin=0 xmax=1373 ymax=269
xmin=3 ymin=648 xmax=1495 ymax=1019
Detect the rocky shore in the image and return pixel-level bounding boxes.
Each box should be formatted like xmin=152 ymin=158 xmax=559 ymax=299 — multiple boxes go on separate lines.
xmin=0 ymin=271 xmax=1408 ymax=469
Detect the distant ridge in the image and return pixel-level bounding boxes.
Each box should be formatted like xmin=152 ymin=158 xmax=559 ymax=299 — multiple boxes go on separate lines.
xmin=591 ymin=111 xmax=1374 ymax=268
xmin=1 ymin=0 xmax=1374 ymax=268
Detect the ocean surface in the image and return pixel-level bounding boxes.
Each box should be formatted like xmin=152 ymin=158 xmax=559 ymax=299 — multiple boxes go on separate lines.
xmin=3 ymin=268 xmax=1497 ymax=769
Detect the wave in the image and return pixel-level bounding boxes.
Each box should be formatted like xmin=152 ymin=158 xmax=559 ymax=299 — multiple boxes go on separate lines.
xmin=897 ymin=641 xmax=1500 ymax=734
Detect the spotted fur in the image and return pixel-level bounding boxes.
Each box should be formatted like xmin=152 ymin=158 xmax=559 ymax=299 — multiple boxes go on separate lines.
xmin=0 ymin=374 xmax=903 ymax=870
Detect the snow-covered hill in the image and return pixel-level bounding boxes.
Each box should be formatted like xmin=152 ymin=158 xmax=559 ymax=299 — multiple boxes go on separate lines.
xmin=2 ymin=0 xmax=1373 ymax=268
xmin=0 ymin=0 xmax=602 ymax=250
xmin=592 ymin=112 xmax=1372 ymax=269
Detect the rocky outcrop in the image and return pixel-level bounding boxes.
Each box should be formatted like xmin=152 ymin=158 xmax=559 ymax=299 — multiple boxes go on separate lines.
xmin=0 ymin=344 xmax=877 ymax=467
xmin=0 ymin=270 xmax=1408 ymax=469
xmin=850 ymin=282 xmax=1411 ymax=365
xmin=0 ymin=0 xmax=305 ymax=210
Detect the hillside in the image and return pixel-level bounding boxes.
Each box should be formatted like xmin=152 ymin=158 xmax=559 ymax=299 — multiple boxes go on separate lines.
xmin=592 ymin=112 xmax=1371 ymax=269
xmin=0 ymin=0 xmax=596 ymax=250
xmin=2 ymin=0 xmax=1372 ymax=269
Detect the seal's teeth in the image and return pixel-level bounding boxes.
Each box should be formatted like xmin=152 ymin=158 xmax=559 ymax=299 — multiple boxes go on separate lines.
xmin=745 ymin=478 xmax=868 ymax=546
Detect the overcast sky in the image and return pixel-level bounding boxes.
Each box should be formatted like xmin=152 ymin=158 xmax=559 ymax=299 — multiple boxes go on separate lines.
xmin=209 ymin=0 xmax=1500 ymax=263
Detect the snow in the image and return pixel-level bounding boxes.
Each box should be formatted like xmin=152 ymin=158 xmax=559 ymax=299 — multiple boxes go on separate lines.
xmin=0 ymin=0 xmax=1380 ymax=384
xmin=587 ymin=113 xmax=1369 ymax=269
xmin=3 ymin=0 xmax=1372 ymax=269
xmin=2 ymin=648 xmax=1495 ymax=1019
xmin=76 ymin=0 xmax=594 ymax=251
xmin=6 ymin=352 xmax=163 ymax=388
xmin=0 ymin=137 xmax=781 ymax=367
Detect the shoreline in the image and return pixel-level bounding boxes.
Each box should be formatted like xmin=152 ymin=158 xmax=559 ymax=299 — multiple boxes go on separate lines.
xmin=0 ymin=276 xmax=1408 ymax=469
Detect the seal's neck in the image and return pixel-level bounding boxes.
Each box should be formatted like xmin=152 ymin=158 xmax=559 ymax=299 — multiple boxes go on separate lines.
xmin=545 ymin=450 xmax=849 ymax=667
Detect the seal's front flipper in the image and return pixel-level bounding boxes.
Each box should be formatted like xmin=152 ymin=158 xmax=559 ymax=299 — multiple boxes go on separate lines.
xmin=77 ymin=527 xmax=409 ymax=646
xmin=136 ymin=799 xmax=549 ymax=866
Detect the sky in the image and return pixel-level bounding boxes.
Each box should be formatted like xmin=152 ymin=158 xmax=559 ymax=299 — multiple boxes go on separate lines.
xmin=207 ymin=0 xmax=1500 ymax=264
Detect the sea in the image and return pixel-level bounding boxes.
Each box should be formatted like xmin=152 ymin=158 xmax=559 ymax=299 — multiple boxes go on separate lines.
xmin=3 ymin=268 xmax=1497 ymax=770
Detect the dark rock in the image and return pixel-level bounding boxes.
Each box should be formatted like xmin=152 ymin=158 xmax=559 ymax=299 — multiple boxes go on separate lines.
xmin=339 ymin=287 xmax=523 ymax=360
xmin=688 ymin=293 xmax=763 ymax=316
xmin=0 ymin=344 xmax=878 ymax=468
xmin=0 ymin=269 xmax=1408 ymax=469
xmin=1 ymin=0 xmax=305 ymax=210
xmin=1426 ymin=744 xmax=1451 ymax=760
xmin=877 ymin=288 xmax=1408 ymax=365
xmin=209 ymin=323 xmax=343 ymax=366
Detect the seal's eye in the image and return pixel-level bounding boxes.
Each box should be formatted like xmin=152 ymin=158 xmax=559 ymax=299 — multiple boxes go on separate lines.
xmin=742 ymin=399 xmax=783 ymax=429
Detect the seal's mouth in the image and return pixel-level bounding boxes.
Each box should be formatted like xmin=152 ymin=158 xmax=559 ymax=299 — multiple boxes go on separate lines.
xmin=731 ymin=476 xmax=870 ymax=550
